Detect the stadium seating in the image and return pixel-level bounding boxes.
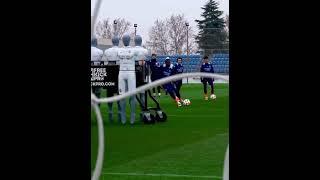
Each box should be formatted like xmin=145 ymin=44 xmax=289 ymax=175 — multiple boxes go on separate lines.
xmin=147 ymin=53 xmax=229 ymax=74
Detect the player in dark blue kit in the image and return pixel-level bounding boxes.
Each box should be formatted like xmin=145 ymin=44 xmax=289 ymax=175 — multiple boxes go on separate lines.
xmin=173 ymin=57 xmax=184 ymax=100
xmin=149 ymin=54 xmax=162 ymax=97
xmin=161 ymin=57 xmax=183 ymax=107
xmin=200 ymin=56 xmax=216 ymax=100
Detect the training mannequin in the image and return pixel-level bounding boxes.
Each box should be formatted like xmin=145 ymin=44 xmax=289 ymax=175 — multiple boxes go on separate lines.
xmin=117 ymin=35 xmax=136 ymax=124
xmin=103 ymin=36 xmax=122 ymax=123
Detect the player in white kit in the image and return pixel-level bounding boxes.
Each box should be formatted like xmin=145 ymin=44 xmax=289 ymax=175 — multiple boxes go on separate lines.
xmin=118 ymin=35 xmax=136 ymax=124
xmin=103 ymin=36 xmax=122 ymax=123
xmin=91 ymin=37 xmax=103 ymax=98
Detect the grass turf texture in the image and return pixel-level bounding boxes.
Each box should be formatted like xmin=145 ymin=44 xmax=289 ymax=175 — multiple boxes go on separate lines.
xmin=91 ymin=83 xmax=229 ymax=179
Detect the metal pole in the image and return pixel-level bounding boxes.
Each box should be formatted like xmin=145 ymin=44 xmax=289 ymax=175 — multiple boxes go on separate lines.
xmin=114 ymin=20 xmax=117 ymax=37
xmin=186 ymin=23 xmax=189 ymax=84
xmin=134 ymin=24 xmax=137 ymax=36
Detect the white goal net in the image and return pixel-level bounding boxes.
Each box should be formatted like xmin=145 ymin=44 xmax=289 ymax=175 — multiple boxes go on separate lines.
xmin=91 ymin=72 xmax=229 ymax=180
xmin=91 ymin=2 xmax=229 ymax=180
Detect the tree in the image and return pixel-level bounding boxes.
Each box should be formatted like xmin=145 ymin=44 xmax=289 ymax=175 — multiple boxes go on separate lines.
xmin=147 ymin=19 xmax=170 ymax=55
xmin=113 ymin=18 xmax=131 ymax=39
xmin=147 ymin=14 xmax=198 ymax=55
xmin=167 ymin=14 xmax=188 ymax=54
xmin=95 ymin=18 xmax=131 ymax=39
xmin=95 ymin=19 xmax=111 ymax=39
xmin=182 ymin=27 xmax=199 ymax=55
xmin=195 ymin=0 xmax=227 ymax=56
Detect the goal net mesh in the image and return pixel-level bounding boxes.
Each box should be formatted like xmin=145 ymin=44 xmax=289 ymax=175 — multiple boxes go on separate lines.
xmin=91 ymin=72 xmax=229 ymax=180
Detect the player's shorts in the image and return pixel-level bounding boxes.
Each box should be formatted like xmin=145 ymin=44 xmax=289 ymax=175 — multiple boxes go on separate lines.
xmin=202 ymin=78 xmax=214 ymax=85
xmin=163 ymin=83 xmax=175 ymax=93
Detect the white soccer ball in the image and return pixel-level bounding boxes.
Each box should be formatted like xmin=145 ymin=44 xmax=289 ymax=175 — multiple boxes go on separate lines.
xmin=210 ymin=94 xmax=217 ymax=100
xmin=183 ymin=99 xmax=191 ymax=106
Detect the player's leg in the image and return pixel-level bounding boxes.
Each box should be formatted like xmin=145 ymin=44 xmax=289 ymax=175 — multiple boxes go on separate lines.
xmin=157 ymin=86 xmax=161 ymax=96
xmin=164 ymin=83 xmax=181 ymax=107
xmin=151 ymin=75 xmax=156 ymax=97
xmin=203 ymin=79 xmax=209 ymax=100
xmin=118 ymin=72 xmax=127 ymax=124
xmin=209 ymin=79 xmax=215 ymax=94
xmin=117 ymin=100 xmax=121 ymax=123
xmin=152 ymin=87 xmax=156 ymax=96
xmin=128 ymin=72 xmax=136 ymax=124
xmin=139 ymin=92 xmax=145 ymax=109
xmin=175 ymin=80 xmax=182 ymax=99
xmin=208 ymin=79 xmax=216 ymax=99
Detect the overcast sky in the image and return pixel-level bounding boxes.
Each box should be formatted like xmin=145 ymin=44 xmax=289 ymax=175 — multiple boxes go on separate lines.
xmin=91 ymin=0 xmax=229 ymax=43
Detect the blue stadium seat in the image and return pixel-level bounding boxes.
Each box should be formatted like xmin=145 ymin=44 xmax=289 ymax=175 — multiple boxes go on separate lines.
xmin=223 ymin=60 xmax=228 ymax=65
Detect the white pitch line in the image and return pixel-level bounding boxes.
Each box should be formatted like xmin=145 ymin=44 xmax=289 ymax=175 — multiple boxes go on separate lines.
xmin=167 ymin=114 xmax=228 ymax=117
xmin=102 ymin=172 xmax=222 ymax=179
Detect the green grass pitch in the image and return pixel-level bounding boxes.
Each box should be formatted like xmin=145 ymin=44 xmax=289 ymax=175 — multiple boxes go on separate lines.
xmin=91 ymin=83 xmax=229 ymax=179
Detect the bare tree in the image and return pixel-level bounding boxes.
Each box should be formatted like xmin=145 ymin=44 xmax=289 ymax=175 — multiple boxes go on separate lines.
xmin=147 ymin=19 xmax=170 ymax=55
xmin=95 ymin=18 xmax=131 ymax=39
xmin=147 ymin=14 xmax=198 ymax=55
xmin=167 ymin=14 xmax=188 ymax=55
xmin=95 ymin=19 xmax=112 ymax=39
xmin=182 ymin=28 xmax=199 ymax=54
xmin=113 ymin=18 xmax=131 ymax=39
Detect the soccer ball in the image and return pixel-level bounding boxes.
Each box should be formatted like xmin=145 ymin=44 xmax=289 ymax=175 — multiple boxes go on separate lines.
xmin=183 ymin=99 xmax=191 ymax=106
xmin=210 ymin=94 xmax=217 ymax=100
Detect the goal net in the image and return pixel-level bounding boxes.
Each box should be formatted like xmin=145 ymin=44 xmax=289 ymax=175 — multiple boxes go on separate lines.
xmin=91 ymin=72 xmax=229 ymax=180
xmin=91 ymin=1 xmax=228 ymax=180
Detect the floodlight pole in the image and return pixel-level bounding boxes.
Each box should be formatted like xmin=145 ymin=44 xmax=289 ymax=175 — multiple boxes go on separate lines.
xmin=114 ymin=20 xmax=118 ymax=37
xmin=186 ymin=22 xmax=189 ymax=84
xmin=134 ymin=24 xmax=137 ymax=36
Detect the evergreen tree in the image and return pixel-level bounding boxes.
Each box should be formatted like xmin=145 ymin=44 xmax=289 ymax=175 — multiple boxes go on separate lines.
xmin=195 ymin=0 xmax=227 ymax=56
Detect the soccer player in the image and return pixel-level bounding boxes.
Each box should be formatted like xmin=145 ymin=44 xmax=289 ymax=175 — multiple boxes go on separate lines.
xmin=200 ymin=56 xmax=215 ymax=100
xmin=149 ymin=54 xmax=162 ymax=97
xmin=173 ymin=57 xmax=184 ymax=100
xmin=91 ymin=37 xmax=103 ymax=99
xmin=161 ymin=57 xmax=182 ymax=107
